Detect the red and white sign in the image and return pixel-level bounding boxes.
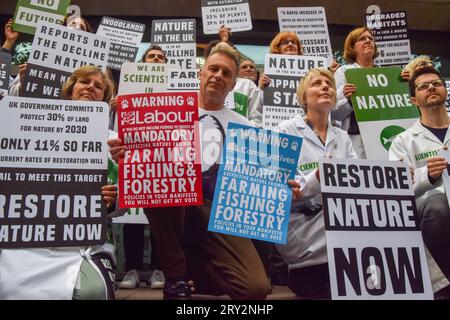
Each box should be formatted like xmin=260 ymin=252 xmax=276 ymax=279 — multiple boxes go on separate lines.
xmin=118 ymin=92 xmax=203 ymax=208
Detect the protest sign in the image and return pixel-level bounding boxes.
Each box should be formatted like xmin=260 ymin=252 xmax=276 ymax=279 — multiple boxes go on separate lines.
xmin=345 ymin=67 xmax=419 ymax=160
xmin=118 ymin=62 xmax=173 ymax=95
xmin=201 ymin=0 xmax=252 ymax=35
xmin=23 ymin=22 xmax=109 ymax=98
xmin=320 ymin=158 xmax=433 ymax=299
xmin=278 ymin=6 xmax=332 ymax=65
xmin=96 ymin=16 xmax=145 ymax=70
xmin=117 ymin=92 xmax=203 ymax=208
xmin=0 ymin=96 xmax=109 ymax=248
xmin=0 ymin=50 xmax=12 ymax=97
xmin=167 ymin=68 xmax=199 ymax=92
xmin=13 ymin=0 xmax=71 ymax=35
xmin=263 ymin=54 xmax=326 ymax=129
xmin=208 ymin=123 xmax=302 ymax=244
xmin=366 ymin=10 xmax=411 ymax=66
xmin=151 ymin=19 xmax=196 ymax=70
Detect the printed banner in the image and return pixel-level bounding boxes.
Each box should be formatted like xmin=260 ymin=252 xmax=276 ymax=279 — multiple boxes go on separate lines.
xmin=320 ymin=158 xmax=433 ymax=300
xmin=117 ymin=92 xmax=203 ymax=208
xmin=345 ymin=67 xmax=419 ymax=160
xmin=0 ymin=96 xmax=109 ymax=248
xmin=96 ymin=16 xmax=146 ymax=70
xmin=167 ymin=68 xmax=199 ymax=92
xmin=118 ymin=62 xmax=173 ymax=95
xmin=151 ymin=19 xmax=196 ymax=69
xmin=12 ymin=0 xmax=71 ymax=35
xmin=0 ymin=50 xmax=12 ymax=97
xmin=208 ymin=123 xmax=302 ymax=244
xmin=23 ymin=21 xmax=109 ymax=98
xmin=201 ymin=0 xmax=252 ymax=34
xmin=263 ymin=54 xmax=327 ymax=129
xmin=278 ymin=6 xmax=333 ymax=65
xmin=366 ymin=10 xmax=411 ymax=66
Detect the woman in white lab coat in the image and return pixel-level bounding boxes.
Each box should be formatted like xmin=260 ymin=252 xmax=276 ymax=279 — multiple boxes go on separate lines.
xmin=0 ymin=66 xmax=117 ymax=300
xmin=277 ymin=68 xmax=357 ymax=299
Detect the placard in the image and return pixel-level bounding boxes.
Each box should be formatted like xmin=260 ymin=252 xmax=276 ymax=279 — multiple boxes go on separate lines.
xmin=345 ymin=67 xmax=419 ymax=160
xmin=278 ymin=6 xmax=332 ymax=65
xmin=12 ymin=0 xmax=71 ymax=35
xmin=0 ymin=96 xmax=109 ymax=248
xmin=320 ymin=158 xmax=433 ymax=300
xmin=96 ymin=16 xmax=145 ymax=70
xmin=151 ymin=19 xmax=196 ymax=70
xmin=117 ymin=92 xmax=203 ymax=208
xmin=23 ymin=22 xmax=109 ymax=99
xmin=201 ymin=0 xmax=252 ymax=35
xmin=208 ymin=123 xmax=302 ymax=244
xmin=262 ymin=54 xmax=326 ymax=129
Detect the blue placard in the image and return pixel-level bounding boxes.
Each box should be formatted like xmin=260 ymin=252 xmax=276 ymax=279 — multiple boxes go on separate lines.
xmin=208 ymin=122 xmax=302 ymax=244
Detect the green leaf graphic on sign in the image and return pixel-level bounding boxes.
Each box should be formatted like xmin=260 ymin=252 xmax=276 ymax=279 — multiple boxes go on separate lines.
xmin=380 ymin=125 xmax=405 ymax=151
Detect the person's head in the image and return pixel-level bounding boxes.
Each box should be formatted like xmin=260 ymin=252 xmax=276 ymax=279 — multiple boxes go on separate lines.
xmin=61 ymin=65 xmax=114 ymax=102
xmin=297 ymin=68 xmax=336 ymax=114
xmin=239 ymin=59 xmax=257 ymax=82
xmin=405 ymin=56 xmax=434 ymax=77
xmin=199 ymin=42 xmax=239 ymax=109
xmin=204 ymin=40 xmax=236 ymax=58
xmin=409 ymin=66 xmax=447 ymax=110
xmin=65 ymin=16 xmax=92 ymax=33
xmin=141 ymin=45 xmax=168 ymax=63
xmin=269 ymin=31 xmax=303 ymax=55
xmin=343 ymin=27 xmax=379 ymax=64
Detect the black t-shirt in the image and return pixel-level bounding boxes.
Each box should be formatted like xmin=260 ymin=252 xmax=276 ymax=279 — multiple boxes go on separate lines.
xmin=422 ymin=123 xmax=448 ymax=143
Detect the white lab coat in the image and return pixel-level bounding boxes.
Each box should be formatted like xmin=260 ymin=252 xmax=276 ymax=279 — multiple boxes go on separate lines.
xmin=389 ymin=119 xmax=450 ymax=208
xmin=275 ymin=115 xmax=357 ymax=270
xmin=389 ymin=118 xmax=450 ymax=292
xmin=0 ymin=244 xmax=115 ymax=300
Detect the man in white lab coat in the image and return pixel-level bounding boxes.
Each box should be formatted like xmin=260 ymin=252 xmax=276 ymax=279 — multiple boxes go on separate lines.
xmin=389 ymin=66 xmax=450 ymax=281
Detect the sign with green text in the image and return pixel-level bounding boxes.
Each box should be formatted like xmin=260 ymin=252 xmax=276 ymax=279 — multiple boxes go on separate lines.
xmin=345 ymin=67 xmax=419 ymax=160
xmin=13 ymin=0 xmax=71 ymax=35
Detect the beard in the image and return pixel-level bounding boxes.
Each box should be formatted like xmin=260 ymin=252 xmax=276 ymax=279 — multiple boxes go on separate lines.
xmin=425 ymin=93 xmax=446 ymax=108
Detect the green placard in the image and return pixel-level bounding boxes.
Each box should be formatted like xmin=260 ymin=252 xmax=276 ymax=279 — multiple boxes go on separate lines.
xmin=13 ymin=0 xmax=71 ymax=35
xmin=345 ymin=67 xmax=419 ymax=122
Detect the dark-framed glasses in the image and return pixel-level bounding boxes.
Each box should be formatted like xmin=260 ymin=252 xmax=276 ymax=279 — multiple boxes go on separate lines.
xmin=416 ymin=79 xmax=444 ymax=91
xmin=279 ymin=39 xmax=298 ymax=47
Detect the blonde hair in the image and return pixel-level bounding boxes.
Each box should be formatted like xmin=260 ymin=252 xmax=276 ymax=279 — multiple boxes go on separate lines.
xmin=343 ymin=27 xmax=379 ymax=63
xmin=404 ymin=55 xmax=432 ymax=76
xmin=61 ymin=66 xmax=114 ymax=102
xmin=269 ymin=31 xmax=303 ymax=55
xmin=208 ymin=42 xmax=240 ymax=70
xmin=297 ymin=68 xmax=336 ymax=112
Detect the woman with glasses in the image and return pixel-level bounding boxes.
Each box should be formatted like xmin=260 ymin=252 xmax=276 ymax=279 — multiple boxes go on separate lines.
xmin=258 ymin=32 xmax=303 ymax=90
xmin=0 ymin=66 xmax=118 ymax=300
xmin=332 ymin=27 xmax=379 ymax=159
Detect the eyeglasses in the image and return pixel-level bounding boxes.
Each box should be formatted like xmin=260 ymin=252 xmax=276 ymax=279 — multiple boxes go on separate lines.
xmin=146 ymin=53 xmax=165 ymax=60
xmin=279 ymin=39 xmax=298 ymax=47
xmin=357 ymin=35 xmax=375 ymax=43
xmin=415 ymin=79 xmax=444 ymax=91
